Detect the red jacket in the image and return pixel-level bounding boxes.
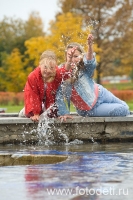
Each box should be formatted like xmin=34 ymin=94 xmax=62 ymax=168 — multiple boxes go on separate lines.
xmin=24 ymin=66 xmax=68 ymax=118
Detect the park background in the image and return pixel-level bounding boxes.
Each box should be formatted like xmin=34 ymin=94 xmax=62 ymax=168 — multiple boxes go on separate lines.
xmin=0 ymin=0 xmax=133 ymax=112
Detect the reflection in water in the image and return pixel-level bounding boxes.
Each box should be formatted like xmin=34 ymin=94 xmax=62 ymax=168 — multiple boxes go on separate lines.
xmin=0 ymin=143 xmax=133 ymax=200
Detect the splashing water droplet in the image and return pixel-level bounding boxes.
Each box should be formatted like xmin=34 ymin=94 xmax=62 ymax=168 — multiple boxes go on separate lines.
xmin=37 ymin=104 xmax=55 ymax=145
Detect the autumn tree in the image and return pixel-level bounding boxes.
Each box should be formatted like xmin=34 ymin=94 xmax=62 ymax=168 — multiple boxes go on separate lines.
xmin=0 ymin=48 xmax=28 ymax=92
xmin=58 ymin=0 xmax=133 ymax=83
xmin=0 ymin=12 xmax=45 ymax=92
xmin=24 ymin=12 xmax=100 ymax=72
xmin=0 ymin=12 xmax=44 ymax=55
xmin=24 ymin=12 xmax=44 ymax=39
xmin=24 ymin=36 xmax=50 ymax=69
xmin=48 ymin=12 xmax=100 ymax=64
xmin=117 ymin=28 xmax=133 ymax=78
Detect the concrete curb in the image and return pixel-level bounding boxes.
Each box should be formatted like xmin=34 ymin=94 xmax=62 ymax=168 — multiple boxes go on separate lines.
xmin=0 ymin=113 xmax=133 ymax=144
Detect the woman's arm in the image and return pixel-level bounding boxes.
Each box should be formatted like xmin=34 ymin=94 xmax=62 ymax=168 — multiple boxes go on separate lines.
xmin=56 ymin=84 xmax=73 ymax=122
xmin=86 ymin=34 xmax=94 ymax=60
xmin=83 ymin=34 xmax=97 ymax=77
xmin=56 ymin=85 xmax=70 ymax=116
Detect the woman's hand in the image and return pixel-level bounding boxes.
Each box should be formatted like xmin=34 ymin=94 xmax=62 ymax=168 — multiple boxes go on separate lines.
xmin=87 ymin=34 xmax=94 ymax=46
xmin=58 ymin=115 xmax=73 ymax=122
xmin=65 ymin=47 xmax=77 ymax=70
xmin=30 ymin=114 xmax=40 ymax=122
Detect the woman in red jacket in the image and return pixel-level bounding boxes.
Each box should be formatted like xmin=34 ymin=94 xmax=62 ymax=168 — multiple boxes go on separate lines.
xmin=19 ymin=50 xmax=69 ymax=122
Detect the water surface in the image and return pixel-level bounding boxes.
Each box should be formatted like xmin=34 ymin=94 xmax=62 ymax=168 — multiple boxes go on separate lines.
xmin=0 ymin=142 xmax=133 ymax=200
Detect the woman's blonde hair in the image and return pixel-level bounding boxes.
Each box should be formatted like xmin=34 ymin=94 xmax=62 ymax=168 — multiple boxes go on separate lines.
xmin=66 ymin=42 xmax=85 ymax=55
xmin=39 ymin=50 xmax=57 ymax=66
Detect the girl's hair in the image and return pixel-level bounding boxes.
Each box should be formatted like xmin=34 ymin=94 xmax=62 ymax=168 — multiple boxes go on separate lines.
xmin=66 ymin=42 xmax=85 ymax=54
xmin=39 ymin=50 xmax=57 ymax=66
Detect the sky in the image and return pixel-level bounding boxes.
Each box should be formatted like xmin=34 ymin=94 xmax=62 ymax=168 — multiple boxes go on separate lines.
xmin=0 ymin=0 xmax=60 ymax=31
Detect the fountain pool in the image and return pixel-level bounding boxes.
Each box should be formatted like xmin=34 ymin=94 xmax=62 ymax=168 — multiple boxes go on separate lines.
xmin=0 ymin=142 xmax=133 ymax=200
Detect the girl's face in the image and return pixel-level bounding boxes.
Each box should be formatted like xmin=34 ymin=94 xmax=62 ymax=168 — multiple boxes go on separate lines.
xmin=67 ymin=48 xmax=82 ymax=68
xmin=40 ymin=60 xmax=56 ymax=82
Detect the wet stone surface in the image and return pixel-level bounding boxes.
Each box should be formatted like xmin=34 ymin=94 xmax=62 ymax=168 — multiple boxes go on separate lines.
xmin=0 ymin=153 xmax=68 ymax=166
xmin=0 ymin=114 xmax=133 ymax=144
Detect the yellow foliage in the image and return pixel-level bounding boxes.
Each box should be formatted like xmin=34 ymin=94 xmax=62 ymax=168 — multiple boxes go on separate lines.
xmin=24 ymin=36 xmax=50 ymax=66
xmin=48 ymin=12 xmax=100 ymax=63
xmin=24 ymin=12 xmax=101 ymax=72
xmin=3 ymin=48 xmax=27 ymax=92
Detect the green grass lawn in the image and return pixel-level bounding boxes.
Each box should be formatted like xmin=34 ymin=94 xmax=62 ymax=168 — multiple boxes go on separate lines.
xmin=127 ymin=101 xmax=133 ymax=111
xmin=103 ymin=82 xmax=133 ymax=90
xmin=1 ymin=105 xmax=24 ymax=113
xmin=1 ymin=100 xmax=133 ymax=113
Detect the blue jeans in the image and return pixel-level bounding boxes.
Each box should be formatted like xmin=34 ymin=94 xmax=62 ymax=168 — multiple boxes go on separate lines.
xmin=77 ymin=84 xmax=130 ymax=117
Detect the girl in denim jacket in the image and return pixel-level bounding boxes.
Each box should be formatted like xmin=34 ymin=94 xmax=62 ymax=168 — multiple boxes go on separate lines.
xmin=56 ymin=34 xmax=130 ymax=121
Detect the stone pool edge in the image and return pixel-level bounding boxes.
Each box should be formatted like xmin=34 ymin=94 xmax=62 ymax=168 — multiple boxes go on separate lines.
xmin=0 ymin=113 xmax=133 ymax=144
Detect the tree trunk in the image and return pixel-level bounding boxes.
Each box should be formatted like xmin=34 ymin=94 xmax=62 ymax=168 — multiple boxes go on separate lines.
xmin=96 ymin=62 xmax=101 ymax=84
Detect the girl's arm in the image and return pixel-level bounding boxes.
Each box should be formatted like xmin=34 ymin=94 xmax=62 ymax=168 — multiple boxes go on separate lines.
xmin=24 ymin=75 xmax=42 ymax=120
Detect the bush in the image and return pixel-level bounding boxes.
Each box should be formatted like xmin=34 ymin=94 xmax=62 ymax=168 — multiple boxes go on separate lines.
xmin=110 ymin=90 xmax=133 ymax=101
xmin=0 ymin=90 xmax=133 ymax=106
xmin=0 ymin=92 xmax=24 ymax=105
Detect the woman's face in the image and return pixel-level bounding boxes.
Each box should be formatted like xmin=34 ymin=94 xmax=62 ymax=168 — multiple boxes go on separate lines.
xmin=67 ymin=48 xmax=82 ymax=68
xmin=40 ymin=60 xmax=56 ymax=81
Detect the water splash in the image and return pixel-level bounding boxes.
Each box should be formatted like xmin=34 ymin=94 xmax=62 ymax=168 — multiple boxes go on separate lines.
xmin=67 ymin=139 xmax=83 ymax=145
xmin=91 ymin=137 xmax=95 ymax=143
xmin=37 ymin=108 xmax=83 ymax=146
xmin=37 ymin=104 xmax=70 ymax=145
xmin=37 ymin=105 xmax=55 ymax=146
xmin=87 ymin=19 xmax=100 ymax=38
xmin=56 ymin=128 xmax=69 ymax=144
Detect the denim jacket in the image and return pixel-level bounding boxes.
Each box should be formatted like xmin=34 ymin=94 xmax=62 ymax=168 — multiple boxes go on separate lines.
xmin=56 ymin=55 xmax=99 ymax=116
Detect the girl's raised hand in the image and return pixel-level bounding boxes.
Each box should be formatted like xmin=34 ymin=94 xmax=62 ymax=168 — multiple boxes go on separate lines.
xmin=87 ymin=34 xmax=94 ymax=46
